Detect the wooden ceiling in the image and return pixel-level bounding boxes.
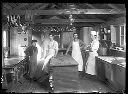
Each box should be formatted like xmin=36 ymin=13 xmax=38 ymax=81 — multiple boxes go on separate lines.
xmin=2 ymin=3 xmax=126 ymax=26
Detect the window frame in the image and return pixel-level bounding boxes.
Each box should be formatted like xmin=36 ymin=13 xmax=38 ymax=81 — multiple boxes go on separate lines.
xmin=119 ymin=24 xmax=126 ymax=47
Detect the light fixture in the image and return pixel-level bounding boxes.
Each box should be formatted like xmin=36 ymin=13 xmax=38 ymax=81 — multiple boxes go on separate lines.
xmin=69 ymin=14 xmax=75 ymax=25
xmin=7 ymin=15 xmax=27 ymax=33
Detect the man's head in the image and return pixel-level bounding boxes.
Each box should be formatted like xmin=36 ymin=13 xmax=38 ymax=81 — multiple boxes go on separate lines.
xmin=91 ymin=31 xmax=98 ymax=40
xmin=31 ymin=40 xmax=37 ymax=46
xmin=49 ymin=33 xmax=54 ymax=41
xmin=73 ymin=33 xmax=78 ymax=39
xmin=91 ymin=34 xmax=97 ymax=40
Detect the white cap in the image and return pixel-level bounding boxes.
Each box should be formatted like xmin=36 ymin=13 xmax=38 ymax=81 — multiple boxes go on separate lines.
xmin=91 ymin=31 xmax=97 ymax=35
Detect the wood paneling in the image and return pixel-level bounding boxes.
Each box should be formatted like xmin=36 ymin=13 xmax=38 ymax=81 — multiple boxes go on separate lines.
xmin=4 ymin=9 xmax=126 ymax=15
xmin=10 ymin=27 xmax=32 ymax=56
xmin=34 ymin=19 xmax=105 ymax=24
xmin=101 ymin=17 xmax=126 ymax=27
xmin=10 ymin=27 xmax=19 ymax=56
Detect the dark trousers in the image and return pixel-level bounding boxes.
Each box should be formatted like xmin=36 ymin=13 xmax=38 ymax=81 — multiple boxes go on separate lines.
xmin=81 ymin=51 xmax=89 ymax=73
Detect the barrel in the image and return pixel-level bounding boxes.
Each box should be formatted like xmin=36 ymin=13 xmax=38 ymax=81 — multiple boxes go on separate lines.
xmin=98 ymin=47 xmax=107 ymax=56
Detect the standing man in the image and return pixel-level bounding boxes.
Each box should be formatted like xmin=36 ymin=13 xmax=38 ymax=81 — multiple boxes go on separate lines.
xmin=85 ymin=32 xmax=99 ymax=76
xmin=24 ymin=40 xmax=38 ymax=80
xmin=65 ymin=33 xmax=86 ymax=77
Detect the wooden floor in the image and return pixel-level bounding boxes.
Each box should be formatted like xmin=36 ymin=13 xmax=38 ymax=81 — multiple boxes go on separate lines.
xmin=2 ymin=55 xmax=115 ymax=93
xmin=2 ymin=72 xmax=116 ymax=93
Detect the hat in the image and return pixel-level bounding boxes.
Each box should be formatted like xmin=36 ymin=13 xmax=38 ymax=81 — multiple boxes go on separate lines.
xmin=91 ymin=31 xmax=97 ymax=36
xmin=31 ymin=40 xmax=37 ymax=43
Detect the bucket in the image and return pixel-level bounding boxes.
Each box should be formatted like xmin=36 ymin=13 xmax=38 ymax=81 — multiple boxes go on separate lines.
xmin=98 ymin=47 xmax=107 ymax=56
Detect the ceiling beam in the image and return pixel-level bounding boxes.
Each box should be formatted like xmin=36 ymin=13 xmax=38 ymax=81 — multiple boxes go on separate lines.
xmin=107 ymin=4 xmax=121 ymax=10
xmin=4 ymin=9 xmax=126 ymax=15
xmin=36 ymin=3 xmax=49 ymax=10
xmin=85 ymin=4 xmax=96 ymax=9
xmin=14 ymin=3 xmax=28 ymax=10
xmin=3 ymin=3 xmax=12 ymax=10
xmin=29 ymin=3 xmax=43 ymax=9
xmin=34 ymin=19 xmax=105 ymax=24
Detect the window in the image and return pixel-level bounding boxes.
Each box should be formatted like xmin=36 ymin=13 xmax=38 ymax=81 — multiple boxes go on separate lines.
xmin=3 ymin=31 xmax=6 ymax=47
xmin=120 ymin=24 xmax=126 ymax=47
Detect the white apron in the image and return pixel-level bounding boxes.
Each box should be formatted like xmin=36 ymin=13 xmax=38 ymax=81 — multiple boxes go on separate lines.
xmin=72 ymin=40 xmax=83 ymax=71
xmin=85 ymin=39 xmax=99 ymax=75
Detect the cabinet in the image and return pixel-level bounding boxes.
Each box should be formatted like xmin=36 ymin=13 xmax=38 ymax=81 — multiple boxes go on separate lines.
xmin=113 ymin=64 xmax=126 ymax=90
xmin=49 ymin=56 xmax=79 ymax=93
xmin=95 ymin=57 xmax=106 ymax=81
xmin=105 ymin=62 xmax=113 ymax=82
xmin=96 ymin=56 xmax=126 ymax=91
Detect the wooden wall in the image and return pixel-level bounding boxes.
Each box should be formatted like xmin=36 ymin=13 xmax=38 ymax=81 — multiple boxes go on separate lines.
xmin=101 ymin=17 xmax=126 ymax=27
xmin=10 ymin=27 xmax=32 ymax=56
xmin=61 ymin=26 xmax=94 ymax=48
xmin=100 ymin=16 xmax=126 ymax=46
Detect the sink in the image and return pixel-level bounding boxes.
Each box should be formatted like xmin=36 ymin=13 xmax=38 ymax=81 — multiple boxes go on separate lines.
xmin=111 ymin=58 xmax=126 ymax=65
xmin=97 ymin=56 xmax=126 ymax=64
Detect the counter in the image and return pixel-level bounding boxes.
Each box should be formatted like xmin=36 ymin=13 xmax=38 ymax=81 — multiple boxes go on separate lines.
xmin=4 ymin=56 xmax=25 ymax=66
xmin=95 ymin=56 xmax=126 ymax=91
xmin=96 ymin=56 xmax=126 ymax=68
xmin=50 ymin=55 xmax=78 ymax=67
xmin=49 ymin=55 xmax=79 ymax=93
xmin=109 ymin=48 xmax=126 ymax=57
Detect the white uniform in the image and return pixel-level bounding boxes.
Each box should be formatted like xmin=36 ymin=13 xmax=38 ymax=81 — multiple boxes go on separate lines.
xmin=72 ymin=40 xmax=83 ymax=71
xmin=42 ymin=40 xmax=58 ymax=73
xmin=85 ymin=39 xmax=99 ymax=75
xmin=41 ymin=38 xmax=50 ymax=59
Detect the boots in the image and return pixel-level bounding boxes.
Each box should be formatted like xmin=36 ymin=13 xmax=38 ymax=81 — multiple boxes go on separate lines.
xmin=78 ymin=71 xmax=84 ymax=79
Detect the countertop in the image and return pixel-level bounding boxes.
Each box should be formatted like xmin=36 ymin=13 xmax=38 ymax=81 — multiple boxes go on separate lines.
xmin=3 ymin=56 xmax=25 ymax=67
xmin=50 ymin=55 xmax=78 ymax=67
xmin=96 ymin=56 xmax=126 ymax=68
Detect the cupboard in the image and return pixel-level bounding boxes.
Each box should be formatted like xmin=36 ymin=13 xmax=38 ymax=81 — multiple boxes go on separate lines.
xmin=95 ymin=56 xmax=126 ymax=91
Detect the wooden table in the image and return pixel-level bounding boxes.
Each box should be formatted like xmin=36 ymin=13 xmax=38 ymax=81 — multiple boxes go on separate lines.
xmin=49 ymin=55 xmax=79 ymax=93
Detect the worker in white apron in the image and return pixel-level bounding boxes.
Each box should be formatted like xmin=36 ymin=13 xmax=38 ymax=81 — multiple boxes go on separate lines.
xmin=85 ymin=33 xmax=99 ymax=75
xmin=41 ymin=33 xmax=58 ymax=73
xmin=66 ymin=33 xmax=86 ymax=74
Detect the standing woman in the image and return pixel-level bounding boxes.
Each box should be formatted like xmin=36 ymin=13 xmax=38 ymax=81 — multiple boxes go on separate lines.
xmin=85 ymin=32 xmax=99 ymax=76
xmin=24 ymin=40 xmax=38 ymax=79
xmin=65 ymin=33 xmax=86 ymax=76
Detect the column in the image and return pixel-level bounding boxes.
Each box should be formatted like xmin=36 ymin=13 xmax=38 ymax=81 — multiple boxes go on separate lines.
xmin=110 ymin=25 xmax=116 ymax=44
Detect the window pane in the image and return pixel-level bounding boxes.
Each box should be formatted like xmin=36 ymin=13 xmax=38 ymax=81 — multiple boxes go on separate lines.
xmin=121 ymin=26 xmax=124 ymax=35
xmin=121 ymin=36 xmax=124 ymax=45
xmin=3 ymin=31 xmax=6 ymax=47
